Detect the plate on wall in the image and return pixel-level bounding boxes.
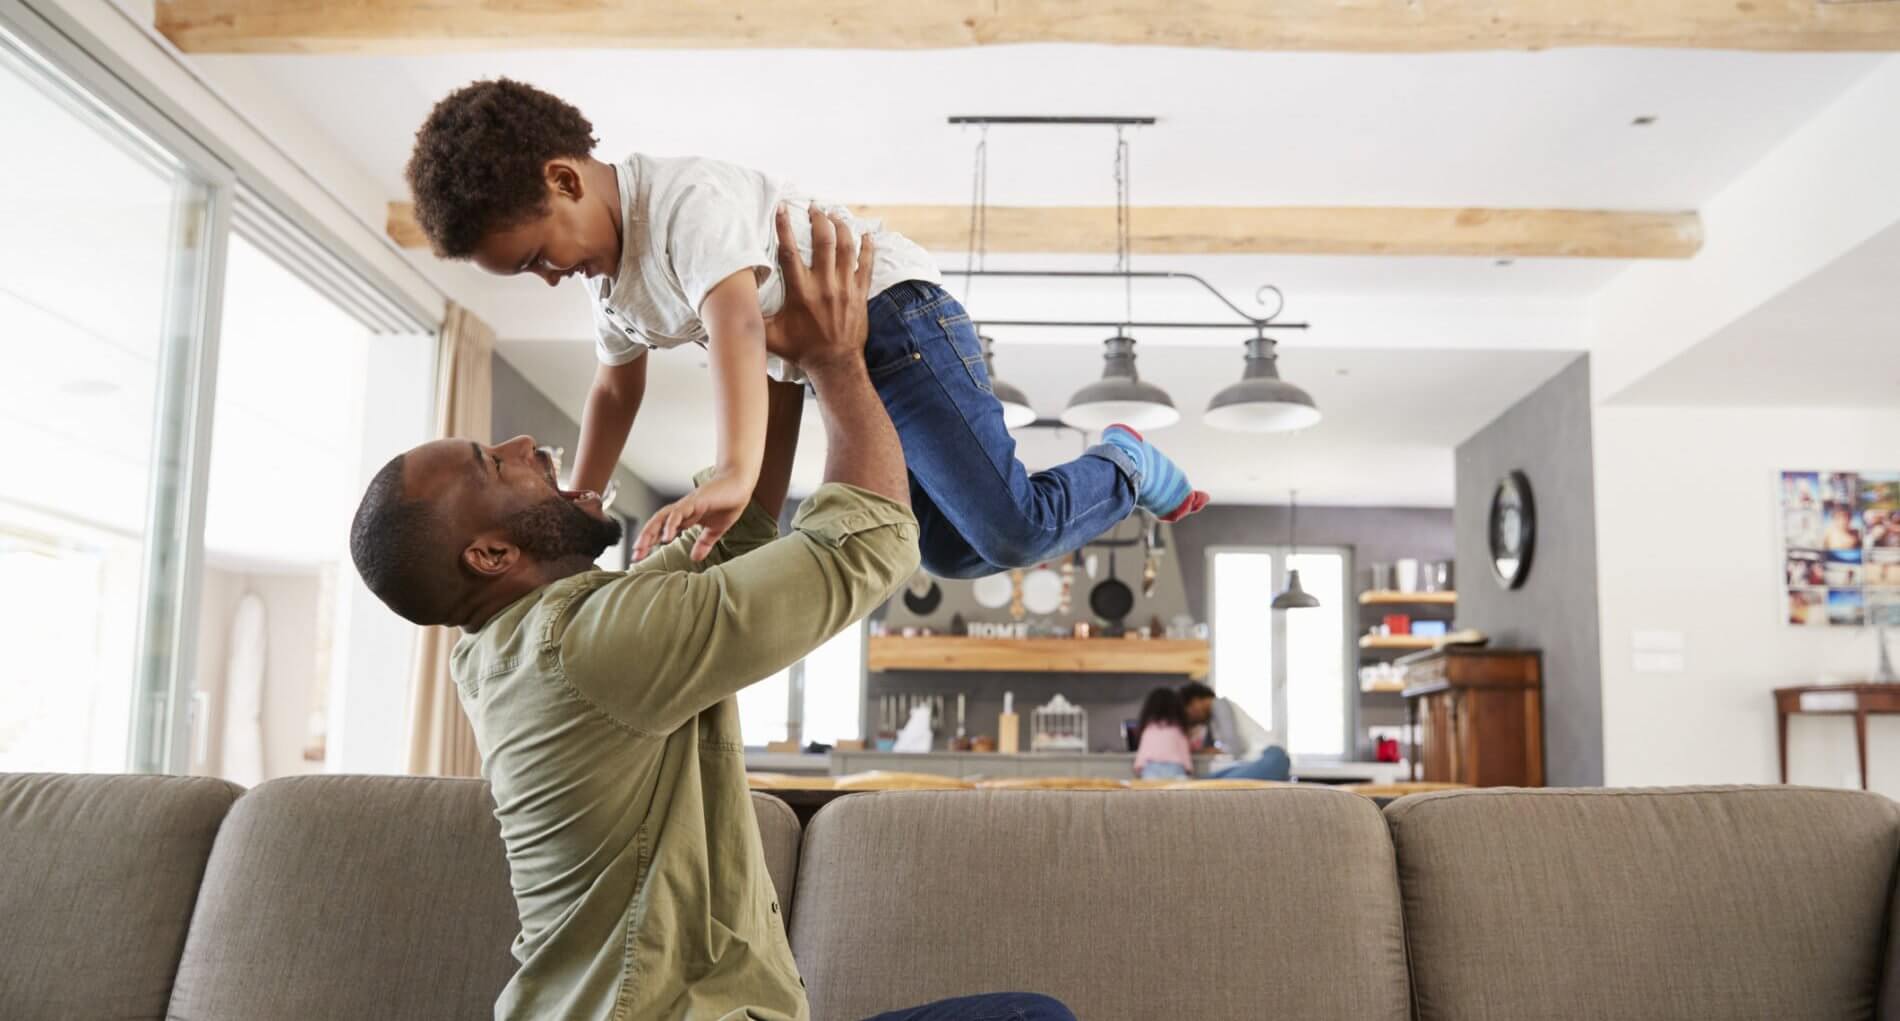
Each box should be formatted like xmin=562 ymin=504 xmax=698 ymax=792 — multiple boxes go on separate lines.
xmin=1021 ymin=568 xmax=1063 ymax=615
xmin=972 ymin=572 xmax=1014 ymax=609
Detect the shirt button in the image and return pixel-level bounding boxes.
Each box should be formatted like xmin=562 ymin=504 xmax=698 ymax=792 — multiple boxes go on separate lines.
xmin=770 ymin=902 xmax=779 ymax=914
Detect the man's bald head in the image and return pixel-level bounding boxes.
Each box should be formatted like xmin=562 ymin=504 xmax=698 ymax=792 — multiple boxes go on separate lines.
xmin=349 ymin=436 xmax=623 ymax=627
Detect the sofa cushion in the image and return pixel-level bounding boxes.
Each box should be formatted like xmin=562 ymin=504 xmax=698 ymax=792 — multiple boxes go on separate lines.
xmin=0 ymin=773 xmax=241 ymax=1021
xmin=753 ymin=791 xmax=803 ymax=917
xmin=790 ymin=788 xmax=1410 ymax=1021
xmin=166 ymin=777 xmax=803 ymax=1021
xmin=1385 ymin=786 xmax=1900 ymax=1021
xmin=167 ymin=775 xmax=520 ymax=1021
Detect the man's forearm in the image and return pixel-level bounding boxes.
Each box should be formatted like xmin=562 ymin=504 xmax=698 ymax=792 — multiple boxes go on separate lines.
xmin=803 ymin=355 xmax=908 ymax=508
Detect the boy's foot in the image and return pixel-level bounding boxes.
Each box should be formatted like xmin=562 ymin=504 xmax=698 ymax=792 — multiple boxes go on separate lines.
xmin=1102 ymin=424 xmax=1210 ymax=523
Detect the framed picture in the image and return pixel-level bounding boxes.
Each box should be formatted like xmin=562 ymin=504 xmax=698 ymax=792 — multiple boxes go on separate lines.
xmin=1781 ymin=470 xmax=1900 ymax=628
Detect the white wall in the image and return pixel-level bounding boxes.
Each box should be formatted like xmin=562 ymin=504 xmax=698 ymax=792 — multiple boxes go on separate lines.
xmin=1593 ymin=406 xmax=1900 ymax=795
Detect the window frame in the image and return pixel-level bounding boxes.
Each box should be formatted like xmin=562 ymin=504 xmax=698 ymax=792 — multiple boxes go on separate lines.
xmin=1 ymin=0 xmax=441 ymax=775
xmin=1206 ymin=543 xmax=1357 ymax=762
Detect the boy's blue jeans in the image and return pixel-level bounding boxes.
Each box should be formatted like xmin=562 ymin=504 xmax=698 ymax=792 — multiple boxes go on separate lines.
xmin=866 ymin=282 xmax=1138 ymax=579
xmin=862 ymin=992 xmax=1077 ymax=1021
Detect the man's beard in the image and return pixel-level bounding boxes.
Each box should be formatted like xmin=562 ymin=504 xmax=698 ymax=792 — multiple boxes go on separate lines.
xmin=502 ymin=497 xmax=623 ymax=564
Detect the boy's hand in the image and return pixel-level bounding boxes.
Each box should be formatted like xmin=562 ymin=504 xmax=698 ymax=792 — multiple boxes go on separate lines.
xmin=635 ymin=470 xmax=755 ymax=563
xmin=762 ymin=204 xmax=875 ymax=369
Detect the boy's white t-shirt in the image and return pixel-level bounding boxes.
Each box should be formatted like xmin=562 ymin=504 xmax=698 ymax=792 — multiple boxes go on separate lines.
xmin=588 ymin=152 xmax=943 ymax=381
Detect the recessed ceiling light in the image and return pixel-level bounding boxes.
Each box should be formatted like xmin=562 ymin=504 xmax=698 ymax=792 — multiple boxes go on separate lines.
xmin=1495 ymin=259 xmax=1515 ymax=267
xmin=1631 ymin=115 xmax=1657 ymax=126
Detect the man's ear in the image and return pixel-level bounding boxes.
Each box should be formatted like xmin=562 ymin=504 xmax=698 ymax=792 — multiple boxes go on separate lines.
xmin=463 ymin=532 xmax=520 ymax=578
xmin=545 ymin=159 xmax=584 ymax=201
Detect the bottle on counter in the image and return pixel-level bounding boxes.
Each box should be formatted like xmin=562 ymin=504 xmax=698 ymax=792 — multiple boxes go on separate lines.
xmin=998 ymin=691 xmax=1020 ymax=755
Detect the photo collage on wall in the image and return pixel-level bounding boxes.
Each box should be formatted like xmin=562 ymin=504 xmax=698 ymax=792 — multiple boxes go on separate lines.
xmin=1783 ymin=471 xmax=1900 ymax=628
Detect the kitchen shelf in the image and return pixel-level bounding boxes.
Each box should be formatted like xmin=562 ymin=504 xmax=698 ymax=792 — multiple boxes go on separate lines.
xmin=1359 ymin=635 xmax=1441 ymax=651
xmin=1359 ymin=591 xmax=1457 ymax=606
xmin=868 ymin=636 xmax=1209 ymax=679
xmin=1360 ymin=681 xmax=1409 ymax=694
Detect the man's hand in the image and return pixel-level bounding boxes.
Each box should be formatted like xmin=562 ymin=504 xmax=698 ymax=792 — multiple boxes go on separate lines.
xmin=763 ymin=204 xmax=875 ymax=370
xmin=635 ymin=470 xmax=753 ymax=563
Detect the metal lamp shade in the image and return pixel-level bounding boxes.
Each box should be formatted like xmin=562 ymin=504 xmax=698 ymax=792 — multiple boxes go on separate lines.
xmin=980 ymin=334 xmax=1039 ymax=429
xmin=1205 ymin=337 xmax=1321 ymax=433
xmin=1060 ymin=335 xmax=1180 ymax=431
xmin=1271 ymin=568 xmax=1321 ymax=610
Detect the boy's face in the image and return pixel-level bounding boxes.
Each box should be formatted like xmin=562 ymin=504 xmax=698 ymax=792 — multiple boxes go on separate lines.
xmin=471 ymin=159 xmax=619 ymax=288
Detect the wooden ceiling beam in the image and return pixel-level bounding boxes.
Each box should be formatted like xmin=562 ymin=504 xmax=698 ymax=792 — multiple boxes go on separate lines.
xmin=158 ymin=1 xmax=1900 ymax=54
xmin=387 ymin=201 xmax=1702 ymax=259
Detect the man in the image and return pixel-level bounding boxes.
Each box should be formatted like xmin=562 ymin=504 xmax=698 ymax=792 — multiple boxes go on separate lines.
xmin=1178 ymin=682 xmax=1291 ymax=783
xmin=349 ymin=207 xmax=1073 ymax=1021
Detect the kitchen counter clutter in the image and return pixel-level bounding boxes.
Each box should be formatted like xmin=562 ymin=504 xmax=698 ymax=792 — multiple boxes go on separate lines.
xmin=867 ymin=635 xmax=1210 ymax=679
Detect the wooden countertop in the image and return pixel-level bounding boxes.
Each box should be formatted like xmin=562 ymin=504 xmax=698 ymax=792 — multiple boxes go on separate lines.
xmin=868 ymin=635 xmax=1210 ymax=679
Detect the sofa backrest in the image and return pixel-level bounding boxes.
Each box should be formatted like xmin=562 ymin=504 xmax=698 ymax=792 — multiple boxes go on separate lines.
xmin=161 ymin=776 xmax=803 ymax=1021
xmin=1384 ymin=785 xmax=1900 ymax=1021
xmin=789 ymin=787 xmax=1411 ymax=1021
xmin=0 ymin=773 xmax=241 ymax=1021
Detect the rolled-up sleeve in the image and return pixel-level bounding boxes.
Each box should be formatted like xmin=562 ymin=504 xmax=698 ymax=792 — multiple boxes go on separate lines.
xmin=560 ymin=483 xmax=918 ymax=733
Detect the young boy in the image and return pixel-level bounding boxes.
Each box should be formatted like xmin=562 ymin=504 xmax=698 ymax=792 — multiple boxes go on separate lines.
xmin=405 ymin=78 xmax=1207 ymax=577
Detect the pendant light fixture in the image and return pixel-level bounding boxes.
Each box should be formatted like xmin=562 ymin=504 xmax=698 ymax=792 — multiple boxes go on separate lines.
xmin=1061 ymin=335 xmax=1179 ymax=430
xmin=1206 ymin=332 xmax=1321 ymax=433
xmin=1062 ymin=126 xmax=1177 ymax=431
xmin=1272 ymin=489 xmax=1321 ymax=610
xmin=980 ymin=334 xmax=1038 ymax=429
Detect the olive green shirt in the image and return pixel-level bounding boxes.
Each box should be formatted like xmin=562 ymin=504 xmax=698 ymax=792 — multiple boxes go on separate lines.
xmin=451 ymin=482 xmax=919 ymax=1021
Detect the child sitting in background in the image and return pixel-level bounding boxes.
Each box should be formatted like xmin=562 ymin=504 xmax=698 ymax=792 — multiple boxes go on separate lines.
xmin=1133 ymin=687 xmax=1194 ymax=781
xmin=402 ymin=79 xmax=1208 ymax=575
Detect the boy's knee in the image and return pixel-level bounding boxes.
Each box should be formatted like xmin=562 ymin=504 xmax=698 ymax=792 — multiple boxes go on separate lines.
xmin=965 ymin=523 xmax=1053 ymax=571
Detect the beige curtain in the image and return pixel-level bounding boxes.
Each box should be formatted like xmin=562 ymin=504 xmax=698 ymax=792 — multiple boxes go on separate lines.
xmin=407 ymin=303 xmax=493 ymax=777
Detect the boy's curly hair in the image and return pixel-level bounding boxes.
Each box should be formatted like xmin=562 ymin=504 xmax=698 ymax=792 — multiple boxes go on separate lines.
xmin=405 ymin=78 xmax=598 ymax=258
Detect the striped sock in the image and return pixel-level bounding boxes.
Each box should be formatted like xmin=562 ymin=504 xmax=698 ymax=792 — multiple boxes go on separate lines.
xmin=1102 ymin=424 xmax=1210 ymax=522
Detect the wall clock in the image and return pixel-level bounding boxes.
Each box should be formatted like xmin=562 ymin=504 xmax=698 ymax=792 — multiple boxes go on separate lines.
xmin=1490 ymin=470 xmax=1535 ymax=589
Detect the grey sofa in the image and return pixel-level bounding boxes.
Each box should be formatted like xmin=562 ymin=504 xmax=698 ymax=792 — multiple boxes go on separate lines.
xmin=1 ymin=773 xmax=1896 ymax=1020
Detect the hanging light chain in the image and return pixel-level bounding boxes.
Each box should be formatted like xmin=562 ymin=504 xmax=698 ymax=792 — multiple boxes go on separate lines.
xmin=963 ymin=124 xmax=990 ymax=302
xmin=1113 ymin=125 xmax=1134 ymax=329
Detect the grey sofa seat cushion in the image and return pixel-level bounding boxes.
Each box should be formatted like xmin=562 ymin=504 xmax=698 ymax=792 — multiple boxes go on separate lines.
xmin=0 ymin=772 xmax=241 ymax=1021
xmin=1385 ymin=785 xmax=1900 ymax=1021
xmin=752 ymin=791 xmax=803 ymax=918
xmin=166 ymin=778 xmax=803 ymax=1021
xmin=790 ymin=788 xmax=1410 ymax=1021
xmin=167 ymin=775 xmax=521 ymax=1021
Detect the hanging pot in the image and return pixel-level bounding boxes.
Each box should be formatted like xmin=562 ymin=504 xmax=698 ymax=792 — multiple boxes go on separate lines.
xmin=1141 ymin=524 xmax=1159 ymax=598
xmin=902 ymin=576 xmax=943 ymax=616
xmin=1089 ymin=548 xmax=1135 ymax=626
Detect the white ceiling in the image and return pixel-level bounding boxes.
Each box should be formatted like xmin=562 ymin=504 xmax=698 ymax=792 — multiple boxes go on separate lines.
xmin=499 ymin=337 xmax=1580 ymax=507
xmin=197 ymin=43 xmax=1883 ymax=506
xmin=1614 ymin=220 xmax=1900 ymax=408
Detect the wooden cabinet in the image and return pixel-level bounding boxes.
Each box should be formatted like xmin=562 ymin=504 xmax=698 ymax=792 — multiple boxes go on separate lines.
xmin=1402 ymin=649 xmax=1544 ymax=787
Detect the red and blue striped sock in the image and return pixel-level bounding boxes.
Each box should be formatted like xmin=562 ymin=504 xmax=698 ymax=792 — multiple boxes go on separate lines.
xmin=1102 ymin=424 xmax=1210 ymax=523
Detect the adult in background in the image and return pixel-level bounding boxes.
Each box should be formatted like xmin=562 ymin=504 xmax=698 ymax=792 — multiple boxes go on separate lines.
xmin=1179 ymin=681 xmax=1291 ymax=782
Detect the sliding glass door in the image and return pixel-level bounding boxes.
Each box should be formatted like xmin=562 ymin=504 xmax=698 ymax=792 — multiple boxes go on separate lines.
xmin=0 ymin=25 xmax=226 ymax=772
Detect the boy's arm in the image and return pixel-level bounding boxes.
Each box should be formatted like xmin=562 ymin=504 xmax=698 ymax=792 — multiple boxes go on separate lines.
xmin=629 ymin=377 xmax=803 ymax=575
xmin=570 ymin=357 xmax=647 ymax=497
xmin=632 ymin=270 xmax=770 ymax=562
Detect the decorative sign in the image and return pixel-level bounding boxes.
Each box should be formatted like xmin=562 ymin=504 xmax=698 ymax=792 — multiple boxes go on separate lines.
xmin=1781 ymin=471 xmax=1900 ymax=628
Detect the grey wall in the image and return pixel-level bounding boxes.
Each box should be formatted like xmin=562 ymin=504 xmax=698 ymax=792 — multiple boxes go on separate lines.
xmin=492 ymin=355 xmax=667 ymax=551
xmin=1454 ymin=354 xmax=1603 ymax=786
